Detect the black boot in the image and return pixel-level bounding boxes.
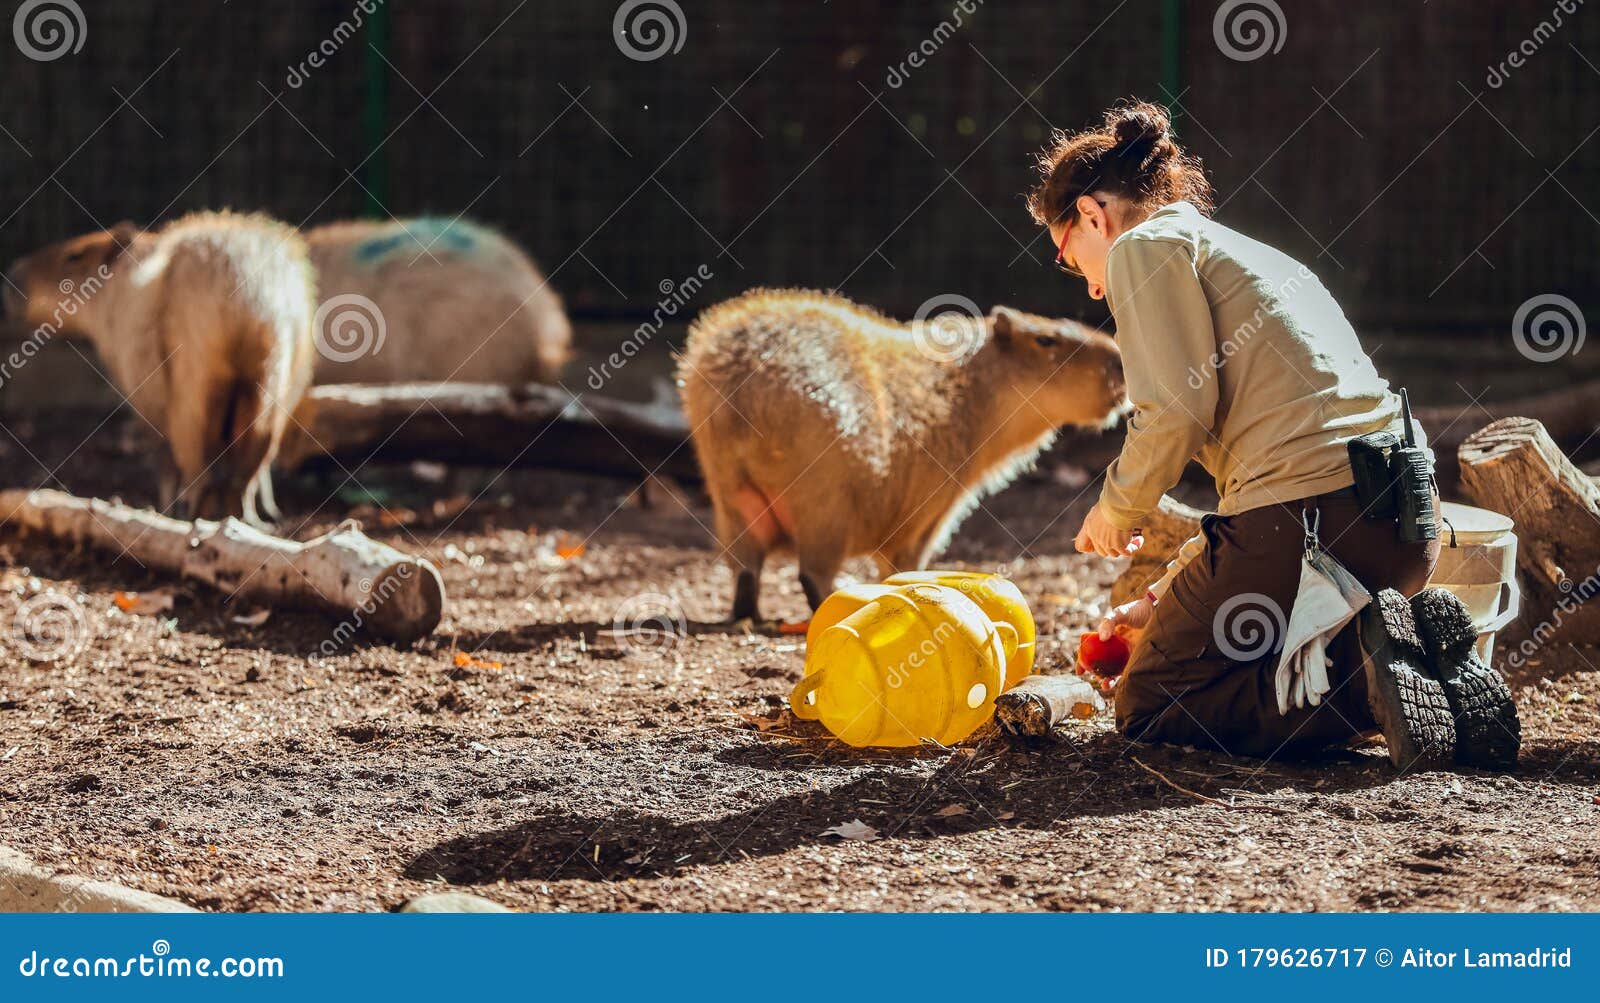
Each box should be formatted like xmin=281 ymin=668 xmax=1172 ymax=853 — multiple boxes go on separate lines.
xmin=1357 ymin=589 xmax=1456 ymax=772
xmin=1410 ymin=588 xmax=1520 ymax=770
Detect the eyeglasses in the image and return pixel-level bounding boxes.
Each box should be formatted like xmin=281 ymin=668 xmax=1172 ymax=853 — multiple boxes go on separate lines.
xmin=1053 ymin=220 xmax=1082 ymax=278
xmin=1052 ymin=196 xmax=1107 ymax=279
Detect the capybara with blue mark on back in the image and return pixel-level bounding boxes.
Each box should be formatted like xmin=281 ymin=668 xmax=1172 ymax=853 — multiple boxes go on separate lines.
xmin=677 ymin=289 xmax=1125 ymax=620
xmin=305 ymin=217 xmax=571 ymax=386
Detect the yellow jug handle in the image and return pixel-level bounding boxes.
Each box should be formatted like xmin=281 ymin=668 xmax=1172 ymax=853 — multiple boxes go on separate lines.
xmin=993 ymin=621 xmax=1020 ymax=667
xmin=790 ymin=671 xmax=825 ymax=720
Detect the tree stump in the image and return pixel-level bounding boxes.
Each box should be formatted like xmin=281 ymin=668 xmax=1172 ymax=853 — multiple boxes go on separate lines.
xmin=1110 ymin=494 xmax=1208 ymax=607
xmin=1458 ymin=417 xmax=1600 ymax=643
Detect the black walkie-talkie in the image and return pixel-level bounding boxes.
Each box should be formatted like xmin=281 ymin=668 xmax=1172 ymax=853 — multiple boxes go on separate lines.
xmin=1392 ymin=389 xmax=1437 ymax=543
xmin=1348 ymin=388 xmax=1437 ymax=541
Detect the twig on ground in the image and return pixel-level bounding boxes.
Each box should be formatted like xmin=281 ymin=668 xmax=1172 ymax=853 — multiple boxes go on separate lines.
xmin=1133 ymin=757 xmax=1285 ymax=813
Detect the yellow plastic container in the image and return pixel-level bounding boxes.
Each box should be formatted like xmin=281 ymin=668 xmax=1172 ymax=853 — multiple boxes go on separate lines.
xmin=791 ymin=583 xmax=1014 ymax=748
xmin=885 ymin=570 xmax=1035 ymax=688
xmin=803 ymin=583 xmax=899 ymax=649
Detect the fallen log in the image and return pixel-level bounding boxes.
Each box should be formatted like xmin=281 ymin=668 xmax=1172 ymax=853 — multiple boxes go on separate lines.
xmin=1458 ymin=417 xmax=1600 ymax=643
xmin=1415 ymin=378 xmax=1600 ymax=454
xmin=0 ymin=489 xmax=444 ymax=643
xmin=279 ymin=382 xmax=700 ymax=483
xmin=995 ymin=674 xmax=1107 ymax=739
xmin=1110 ymin=494 xmax=1209 ymax=607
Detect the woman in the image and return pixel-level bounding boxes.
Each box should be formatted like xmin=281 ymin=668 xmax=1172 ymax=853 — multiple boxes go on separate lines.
xmin=1027 ymin=102 xmax=1518 ymax=771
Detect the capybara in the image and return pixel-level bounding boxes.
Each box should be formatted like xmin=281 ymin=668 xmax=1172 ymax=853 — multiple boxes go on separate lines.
xmin=304 ymin=217 xmax=570 ymax=385
xmin=678 ymin=289 xmax=1125 ymax=620
xmin=4 ymin=211 xmax=315 ymax=524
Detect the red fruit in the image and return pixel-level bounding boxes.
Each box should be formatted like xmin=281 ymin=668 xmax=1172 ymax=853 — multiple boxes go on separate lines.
xmin=1076 ymin=631 xmax=1131 ymax=680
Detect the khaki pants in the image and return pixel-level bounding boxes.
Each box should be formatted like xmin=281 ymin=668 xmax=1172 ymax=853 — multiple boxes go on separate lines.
xmin=1115 ymin=491 xmax=1440 ymax=759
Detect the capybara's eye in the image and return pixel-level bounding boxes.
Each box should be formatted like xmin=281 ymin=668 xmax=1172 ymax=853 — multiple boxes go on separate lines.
xmin=1033 ymin=335 xmax=1054 ymax=349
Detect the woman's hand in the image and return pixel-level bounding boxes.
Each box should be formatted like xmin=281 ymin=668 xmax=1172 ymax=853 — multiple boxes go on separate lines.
xmin=1098 ymin=594 xmax=1155 ymax=640
xmin=1074 ymin=503 xmax=1143 ymax=558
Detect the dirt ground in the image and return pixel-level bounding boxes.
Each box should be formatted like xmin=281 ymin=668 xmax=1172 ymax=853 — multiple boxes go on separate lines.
xmin=1 ymin=412 xmax=1596 ymax=913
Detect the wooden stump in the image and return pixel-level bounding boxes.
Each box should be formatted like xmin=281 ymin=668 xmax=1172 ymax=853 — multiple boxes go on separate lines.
xmin=1110 ymin=495 xmax=1208 ymax=607
xmin=1458 ymin=417 xmax=1600 ymax=643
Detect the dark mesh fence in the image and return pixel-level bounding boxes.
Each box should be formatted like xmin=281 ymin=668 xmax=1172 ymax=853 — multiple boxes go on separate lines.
xmin=0 ymin=0 xmax=1595 ymax=328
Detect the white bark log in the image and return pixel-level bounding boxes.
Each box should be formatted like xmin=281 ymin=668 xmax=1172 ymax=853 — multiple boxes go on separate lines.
xmin=0 ymin=489 xmax=444 ymax=643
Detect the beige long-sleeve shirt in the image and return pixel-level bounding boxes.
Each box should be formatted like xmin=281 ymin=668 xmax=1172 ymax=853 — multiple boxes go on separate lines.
xmin=1098 ymin=202 xmax=1424 ymax=596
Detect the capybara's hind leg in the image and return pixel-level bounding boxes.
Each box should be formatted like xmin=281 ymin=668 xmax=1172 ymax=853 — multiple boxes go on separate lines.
xmin=796 ymin=531 xmax=846 ymax=612
xmin=155 ymin=452 xmax=182 ymax=516
xmin=714 ymin=501 xmax=765 ymax=621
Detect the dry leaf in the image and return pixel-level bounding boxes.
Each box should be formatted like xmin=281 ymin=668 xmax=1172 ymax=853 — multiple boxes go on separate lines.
xmin=453 ymin=651 xmax=503 ymax=671
xmin=820 ymin=819 xmax=879 ymax=842
xmin=114 ymin=589 xmax=175 ymax=616
xmin=231 ymin=608 xmax=272 ymax=627
xmin=740 ymin=709 xmax=793 ymax=733
xmin=378 ymin=507 xmax=417 ymax=528
xmin=932 ymin=804 xmax=969 ymax=818
xmin=1070 ymin=701 xmax=1098 ymax=720
xmin=555 ymin=535 xmax=586 ymax=560
xmin=996 ymin=810 xmax=1016 ymax=821
xmin=431 ymin=495 xmax=472 ymax=521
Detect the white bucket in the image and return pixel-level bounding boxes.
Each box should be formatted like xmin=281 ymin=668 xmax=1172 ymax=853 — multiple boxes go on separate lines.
xmin=1428 ymin=501 xmax=1519 ymax=663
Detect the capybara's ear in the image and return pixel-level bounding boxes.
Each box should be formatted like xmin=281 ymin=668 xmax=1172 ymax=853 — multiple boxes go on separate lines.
xmin=109 ymin=220 xmax=140 ymax=252
xmin=990 ymin=306 xmax=1019 ymax=344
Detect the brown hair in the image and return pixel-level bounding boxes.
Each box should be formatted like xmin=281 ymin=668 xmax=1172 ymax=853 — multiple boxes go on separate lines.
xmin=1026 ymin=100 xmax=1213 ymax=227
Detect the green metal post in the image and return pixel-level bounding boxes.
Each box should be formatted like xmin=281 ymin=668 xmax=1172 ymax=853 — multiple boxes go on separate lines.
xmin=1160 ymin=0 xmax=1184 ymax=129
xmin=362 ymin=1 xmax=392 ymax=218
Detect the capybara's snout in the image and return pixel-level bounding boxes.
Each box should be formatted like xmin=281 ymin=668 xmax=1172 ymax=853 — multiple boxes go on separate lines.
xmin=1081 ymin=337 xmax=1128 ymax=425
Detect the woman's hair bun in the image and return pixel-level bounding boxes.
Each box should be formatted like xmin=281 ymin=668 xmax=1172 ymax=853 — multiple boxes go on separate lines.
xmin=1106 ymin=102 xmax=1174 ymax=161
xmin=1025 ymin=97 xmax=1214 ymax=225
